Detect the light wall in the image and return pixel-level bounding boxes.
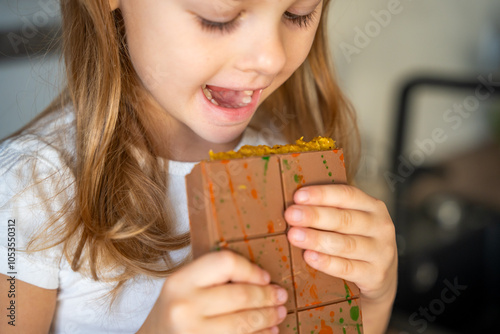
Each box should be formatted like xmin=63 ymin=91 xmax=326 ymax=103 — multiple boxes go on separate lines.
xmin=0 ymin=0 xmax=61 ymax=139
xmin=328 ymin=0 xmax=500 ymax=201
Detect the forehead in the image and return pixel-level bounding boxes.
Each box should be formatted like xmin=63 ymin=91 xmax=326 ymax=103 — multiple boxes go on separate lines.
xmin=209 ymin=0 xmax=321 ymax=5
xmin=187 ymin=0 xmax=323 ymax=14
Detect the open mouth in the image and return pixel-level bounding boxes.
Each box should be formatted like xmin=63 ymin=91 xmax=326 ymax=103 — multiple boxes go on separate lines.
xmin=202 ymin=84 xmax=255 ymax=109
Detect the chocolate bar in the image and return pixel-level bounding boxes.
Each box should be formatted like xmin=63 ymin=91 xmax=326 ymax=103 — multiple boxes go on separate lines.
xmin=186 ymin=146 xmax=363 ymax=333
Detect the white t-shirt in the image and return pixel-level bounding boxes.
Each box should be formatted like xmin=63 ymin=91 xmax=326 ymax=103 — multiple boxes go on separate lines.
xmin=0 ymin=107 xmax=286 ymax=333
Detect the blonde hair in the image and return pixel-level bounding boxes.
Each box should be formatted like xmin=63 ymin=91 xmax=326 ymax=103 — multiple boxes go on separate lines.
xmin=6 ymin=0 xmax=359 ymax=294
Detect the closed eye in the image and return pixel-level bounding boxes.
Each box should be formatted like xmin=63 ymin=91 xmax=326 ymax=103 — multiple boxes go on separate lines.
xmin=283 ymin=9 xmax=318 ymax=28
xmin=198 ymin=8 xmax=320 ymax=35
xmin=197 ymin=13 xmax=242 ymax=34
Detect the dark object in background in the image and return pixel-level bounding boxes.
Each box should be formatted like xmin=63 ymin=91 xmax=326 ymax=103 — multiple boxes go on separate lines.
xmin=389 ymin=77 xmax=500 ymax=333
xmin=0 ymin=24 xmax=61 ymax=61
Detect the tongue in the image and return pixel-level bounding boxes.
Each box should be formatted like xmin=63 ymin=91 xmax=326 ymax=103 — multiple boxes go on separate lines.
xmin=207 ymin=85 xmax=249 ymax=109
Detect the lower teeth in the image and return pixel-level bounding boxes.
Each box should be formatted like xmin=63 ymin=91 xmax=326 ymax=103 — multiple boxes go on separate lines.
xmin=202 ymin=86 xmax=254 ymax=108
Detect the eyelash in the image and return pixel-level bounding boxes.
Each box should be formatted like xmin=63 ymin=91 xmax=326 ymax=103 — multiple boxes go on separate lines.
xmin=198 ymin=9 xmax=318 ymax=34
xmin=283 ymin=10 xmax=317 ymax=28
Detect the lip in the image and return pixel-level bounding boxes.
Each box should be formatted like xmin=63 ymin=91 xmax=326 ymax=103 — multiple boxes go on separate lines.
xmin=205 ymin=84 xmax=270 ymax=92
xmin=199 ymin=86 xmax=264 ymax=124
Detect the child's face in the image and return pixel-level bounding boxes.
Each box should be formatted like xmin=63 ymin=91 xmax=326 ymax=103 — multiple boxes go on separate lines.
xmin=119 ymin=0 xmax=323 ymax=151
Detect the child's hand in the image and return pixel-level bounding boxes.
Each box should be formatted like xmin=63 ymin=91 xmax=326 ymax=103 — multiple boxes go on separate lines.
xmin=284 ymin=185 xmax=397 ymax=333
xmin=137 ymin=251 xmax=288 ymax=334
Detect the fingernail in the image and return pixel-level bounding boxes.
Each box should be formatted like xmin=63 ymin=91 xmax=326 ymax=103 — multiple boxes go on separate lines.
xmin=262 ymin=271 xmax=271 ymax=283
xmin=278 ymin=306 xmax=287 ymax=319
xmin=291 ymin=229 xmax=306 ymax=242
xmin=295 ymin=190 xmax=309 ymax=203
xmin=307 ymin=251 xmax=319 ymax=261
xmin=289 ymin=207 xmax=303 ymax=222
xmin=271 ymin=326 xmax=279 ymax=334
xmin=276 ymin=287 xmax=288 ymax=303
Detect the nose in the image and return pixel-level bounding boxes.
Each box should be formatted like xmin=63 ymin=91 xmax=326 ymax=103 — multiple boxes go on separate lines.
xmin=234 ymin=25 xmax=287 ymax=76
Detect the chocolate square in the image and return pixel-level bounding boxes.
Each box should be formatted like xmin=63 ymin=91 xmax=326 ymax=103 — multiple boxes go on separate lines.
xmin=224 ymin=235 xmax=295 ymax=311
xmin=297 ymin=299 xmax=363 ymax=334
xmin=279 ymin=313 xmax=298 ymax=334
xmin=279 ymin=150 xmax=347 ymax=208
xmin=186 ymin=156 xmax=286 ymax=256
xmin=290 ymin=244 xmax=360 ymax=308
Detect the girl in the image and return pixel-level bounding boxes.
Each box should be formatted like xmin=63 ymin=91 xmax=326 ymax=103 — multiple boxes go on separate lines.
xmin=0 ymin=0 xmax=397 ymax=333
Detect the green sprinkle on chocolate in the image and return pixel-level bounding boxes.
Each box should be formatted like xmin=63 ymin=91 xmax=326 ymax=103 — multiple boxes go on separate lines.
xmin=350 ymin=306 xmax=360 ymax=321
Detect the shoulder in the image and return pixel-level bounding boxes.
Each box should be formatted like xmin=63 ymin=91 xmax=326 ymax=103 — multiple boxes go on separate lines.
xmin=0 ymin=105 xmax=75 ymax=220
xmin=0 ymin=106 xmax=76 ymax=178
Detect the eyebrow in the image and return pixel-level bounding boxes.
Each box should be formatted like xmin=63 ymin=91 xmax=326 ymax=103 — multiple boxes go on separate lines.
xmin=229 ymin=0 xmax=322 ymax=4
xmin=223 ymin=0 xmax=323 ymax=8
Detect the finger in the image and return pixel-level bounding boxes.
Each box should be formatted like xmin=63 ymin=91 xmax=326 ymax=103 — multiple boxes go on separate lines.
xmin=197 ymin=284 xmax=288 ymax=317
xmin=294 ymin=184 xmax=383 ymax=212
xmin=203 ymin=306 xmax=287 ymax=334
xmin=285 ymin=204 xmax=375 ymax=236
xmin=302 ymin=250 xmax=372 ymax=287
xmin=287 ymin=227 xmax=375 ymax=261
xmin=254 ymin=327 xmax=279 ymax=334
xmin=172 ymin=250 xmax=271 ymax=289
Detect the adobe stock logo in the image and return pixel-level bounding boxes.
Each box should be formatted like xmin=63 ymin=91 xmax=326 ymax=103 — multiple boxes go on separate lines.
xmin=408 ymin=277 xmax=467 ymax=333
xmin=7 ymin=0 xmax=60 ymax=54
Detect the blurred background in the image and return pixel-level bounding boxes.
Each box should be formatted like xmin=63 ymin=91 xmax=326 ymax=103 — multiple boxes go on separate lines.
xmin=0 ymin=0 xmax=61 ymax=138
xmin=330 ymin=0 xmax=500 ymax=333
xmin=1 ymin=0 xmax=500 ymax=333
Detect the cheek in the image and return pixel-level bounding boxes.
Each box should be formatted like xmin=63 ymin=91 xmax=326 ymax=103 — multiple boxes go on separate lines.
xmin=125 ymin=33 xmax=202 ymax=101
xmin=263 ymin=31 xmax=317 ymax=97
xmin=120 ymin=6 xmax=205 ymax=93
xmin=285 ymin=30 xmax=317 ymax=69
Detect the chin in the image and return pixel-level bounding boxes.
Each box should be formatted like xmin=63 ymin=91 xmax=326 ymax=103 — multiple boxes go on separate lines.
xmin=196 ymin=124 xmax=248 ymax=146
